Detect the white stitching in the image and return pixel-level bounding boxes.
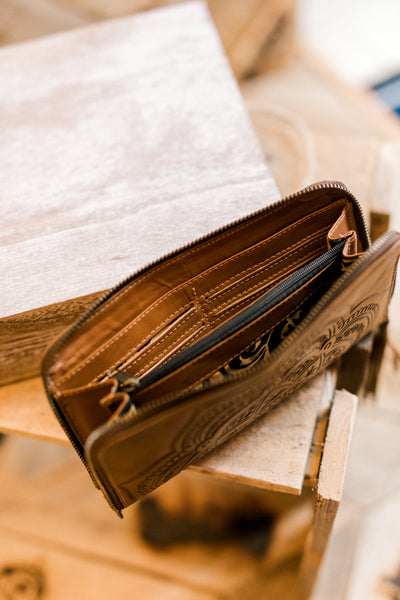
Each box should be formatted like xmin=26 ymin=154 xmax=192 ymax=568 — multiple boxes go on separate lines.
xmin=147 ymin=276 xmax=326 ymax=392
xmin=204 ymin=226 xmax=324 ymax=300
xmin=114 ymin=311 xmax=200 ymax=377
xmin=207 ymin=235 xmax=325 ymax=312
xmin=58 ymin=298 xmax=191 ymax=384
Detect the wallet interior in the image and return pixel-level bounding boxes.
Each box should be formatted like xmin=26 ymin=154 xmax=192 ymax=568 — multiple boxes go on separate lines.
xmin=47 ymin=192 xmax=365 ymax=448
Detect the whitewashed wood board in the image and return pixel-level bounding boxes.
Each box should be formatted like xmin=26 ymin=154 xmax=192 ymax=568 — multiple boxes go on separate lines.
xmin=194 ymin=375 xmax=325 ymax=495
xmin=0 ymin=1 xmax=278 ymax=384
xmin=0 ymin=374 xmax=323 ymax=495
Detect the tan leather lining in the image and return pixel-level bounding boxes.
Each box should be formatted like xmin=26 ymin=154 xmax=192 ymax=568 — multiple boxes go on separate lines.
xmin=53 ymin=200 xmax=347 ymax=390
xmin=120 ymin=232 xmax=329 ymax=379
xmin=49 ymin=194 xmax=348 ymax=384
xmin=206 ymin=229 xmax=324 ymax=303
xmin=328 ymin=204 xmax=363 ymax=257
xmin=56 ymin=238 xmax=325 ymax=390
xmin=57 ymin=380 xmax=119 ymax=445
xmin=208 ymin=235 xmax=326 ymax=317
xmin=123 ymin=310 xmax=207 ymax=378
xmin=132 ymin=260 xmax=338 ymax=404
xmin=120 ymin=243 xmax=324 ymax=381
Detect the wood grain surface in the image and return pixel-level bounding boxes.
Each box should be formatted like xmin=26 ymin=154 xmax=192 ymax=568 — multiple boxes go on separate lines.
xmin=194 ymin=375 xmax=326 ymax=495
xmin=0 ymin=1 xmax=278 ymax=385
xmin=299 ymin=390 xmax=358 ymax=597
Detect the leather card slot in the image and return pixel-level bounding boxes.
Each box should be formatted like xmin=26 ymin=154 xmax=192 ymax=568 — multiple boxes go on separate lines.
xmin=52 ymin=199 xmax=349 ymax=392
xmin=56 ymin=380 xmax=124 ymax=446
xmin=205 ymin=232 xmax=328 ymax=318
xmin=205 ymin=229 xmax=326 ymax=304
xmin=115 ymin=209 xmax=340 ymax=380
xmin=207 ymin=245 xmax=324 ymax=321
xmin=132 ymin=242 xmax=347 ymax=404
xmin=190 ymin=202 xmax=345 ymax=303
xmin=117 ymin=234 xmax=328 ymax=379
xmin=122 ymin=322 xmax=207 ymax=381
xmin=55 ymin=287 xmax=195 ymax=390
xmin=116 ymin=307 xmax=206 ymax=378
xmin=118 ymin=244 xmax=325 ymax=381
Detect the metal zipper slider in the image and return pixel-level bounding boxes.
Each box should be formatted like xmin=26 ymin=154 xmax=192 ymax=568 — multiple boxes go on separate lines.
xmin=112 ymin=371 xmax=141 ymax=394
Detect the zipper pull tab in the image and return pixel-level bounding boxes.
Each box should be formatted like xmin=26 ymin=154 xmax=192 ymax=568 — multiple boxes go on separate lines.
xmin=112 ymin=371 xmax=141 ymax=394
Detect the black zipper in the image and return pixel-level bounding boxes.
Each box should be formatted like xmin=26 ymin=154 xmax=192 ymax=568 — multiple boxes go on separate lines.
xmin=122 ymin=239 xmax=347 ymax=395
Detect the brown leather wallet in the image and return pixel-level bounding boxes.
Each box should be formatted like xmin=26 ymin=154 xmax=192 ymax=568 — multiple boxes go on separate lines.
xmin=42 ymin=181 xmax=400 ymax=514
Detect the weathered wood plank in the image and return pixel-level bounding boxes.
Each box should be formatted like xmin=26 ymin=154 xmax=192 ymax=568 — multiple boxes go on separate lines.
xmin=0 ymin=378 xmax=68 ymax=443
xmin=41 ymin=0 xmax=296 ymax=79
xmin=299 ymin=390 xmax=358 ymax=598
xmin=0 ymin=374 xmax=324 ymax=495
xmin=0 ymin=1 xmax=278 ymax=385
xmin=194 ymin=375 xmax=325 ymax=495
xmin=303 ymin=368 xmax=337 ymax=487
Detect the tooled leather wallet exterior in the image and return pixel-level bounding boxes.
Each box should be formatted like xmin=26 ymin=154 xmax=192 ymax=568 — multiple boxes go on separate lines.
xmin=42 ymin=182 xmax=400 ymax=513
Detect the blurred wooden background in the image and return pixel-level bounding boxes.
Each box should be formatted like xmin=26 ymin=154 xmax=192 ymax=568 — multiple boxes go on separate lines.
xmin=0 ymin=0 xmax=295 ymax=79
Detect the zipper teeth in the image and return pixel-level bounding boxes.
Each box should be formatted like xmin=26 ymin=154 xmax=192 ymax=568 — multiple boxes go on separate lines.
xmin=265 ymin=231 xmax=392 ymax=362
xmin=40 ymin=180 xmax=370 ymax=509
xmin=126 ymin=230 xmax=395 ymax=419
